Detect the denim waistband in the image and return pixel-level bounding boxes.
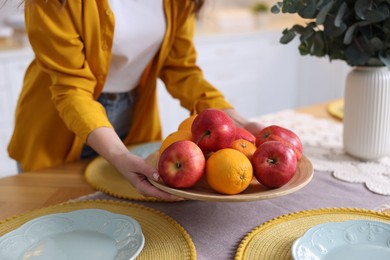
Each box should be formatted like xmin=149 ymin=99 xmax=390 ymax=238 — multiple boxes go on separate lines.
xmin=80 ymin=89 xmax=137 ymax=159
xmin=99 ymin=89 xmax=137 ymax=102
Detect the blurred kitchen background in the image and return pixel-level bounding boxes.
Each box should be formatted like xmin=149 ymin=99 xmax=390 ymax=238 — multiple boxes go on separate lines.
xmin=0 ymin=0 xmax=349 ymax=177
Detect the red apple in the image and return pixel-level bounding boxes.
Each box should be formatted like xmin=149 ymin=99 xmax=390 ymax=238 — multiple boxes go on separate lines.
xmin=158 ymin=140 xmax=205 ymax=188
xmin=235 ymin=127 xmax=256 ymax=144
xmin=191 ymin=108 xmax=236 ymax=153
xmin=251 ymin=141 xmax=297 ymax=188
xmin=255 ymin=125 xmax=303 ymax=160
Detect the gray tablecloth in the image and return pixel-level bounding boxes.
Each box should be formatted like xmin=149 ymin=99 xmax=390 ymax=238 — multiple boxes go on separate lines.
xmin=81 ymin=169 xmax=390 ymax=260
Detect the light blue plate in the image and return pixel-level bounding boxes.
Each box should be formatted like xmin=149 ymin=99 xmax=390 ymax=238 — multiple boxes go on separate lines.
xmin=292 ymin=220 xmax=390 ymax=260
xmin=0 ymin=209 xmax=145 ymax=260
xmin=129 ymin=141 xmax=161 ymax=159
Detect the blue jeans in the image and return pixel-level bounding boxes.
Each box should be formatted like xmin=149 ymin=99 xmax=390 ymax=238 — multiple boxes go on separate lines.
xmin=80 ymin=90 xmax=137 ymax=159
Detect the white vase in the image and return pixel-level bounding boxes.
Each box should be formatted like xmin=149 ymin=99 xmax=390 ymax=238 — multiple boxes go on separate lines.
xmin=343 ymin=66 xmax=390 ymax=160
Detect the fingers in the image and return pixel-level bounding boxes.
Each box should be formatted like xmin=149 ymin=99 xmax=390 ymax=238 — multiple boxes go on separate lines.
xmin=135 ymin=176 xmax=184 ymax=201
xmin=116 ymin=153 xmax=184 ymax=201
xmin=123 ymin=169 xmax=184 ymax=201
xmin=125 ymin=153 xmax=160 ymax=181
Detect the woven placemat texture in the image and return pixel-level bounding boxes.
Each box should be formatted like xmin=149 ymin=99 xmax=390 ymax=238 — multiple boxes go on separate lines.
xmin=0 ymin=200 xmax=196 ymax=260
xmin=85 ymin=142 xmax=163 ymax=202
xmin=235 ymin=207 xmax=390 ymax=260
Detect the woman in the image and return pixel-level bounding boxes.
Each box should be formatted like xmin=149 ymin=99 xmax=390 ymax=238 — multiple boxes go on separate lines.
xmin=8 ymin=0 xmax=263 ymax=200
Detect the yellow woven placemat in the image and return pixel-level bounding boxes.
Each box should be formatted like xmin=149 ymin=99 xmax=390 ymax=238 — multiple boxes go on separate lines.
xmin=85 ymin=142 xmax=163 ymax=202
xmin=327 ymin=99 xmax=344 ymax=120
xmin=235 ymin=207 xmax=390 ymax=260
xmin=0 ymin=200 xmax=196 ymax=260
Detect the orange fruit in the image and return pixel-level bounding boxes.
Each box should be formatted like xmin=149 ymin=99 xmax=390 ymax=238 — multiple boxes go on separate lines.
xmin=159 ymin=130 xmax=193 ymax=155
xmin=206 ymin=148 xmax=253 ymax=195
xmin=231 ymin=139 xmax=257 ymax=160
xmin=178 ymin=114 xmax=197 ymax=131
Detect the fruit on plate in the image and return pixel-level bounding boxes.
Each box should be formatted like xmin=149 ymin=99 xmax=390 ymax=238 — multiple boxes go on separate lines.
xmin=191 ymin=108 xmax=236 ymax=153
xmin=251 ymin=141 xmax=297 ymax=188
xmin=230 ymin=139 xmax=257 ymax=160
xmin=235 ymin=127 xmax=256 ymax=144
xmin=159 ymin=130 xmax=193 ymax=155
xmin=206 ymin=148 xmax=253 ymax=195
xmin=255 ymin=125 xmax=303 ymax=160
xmin=178 ymin=114 xmax=198 ymax=131
xmin=158 ymin=140 xmax=205 ymax=189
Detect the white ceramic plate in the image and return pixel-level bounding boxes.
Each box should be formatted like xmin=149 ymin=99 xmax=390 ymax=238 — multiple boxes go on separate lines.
xmin=0 ymin=209 xmax=145 ymax=260
xmin=292 ymin=220 xmax=390 ymax=260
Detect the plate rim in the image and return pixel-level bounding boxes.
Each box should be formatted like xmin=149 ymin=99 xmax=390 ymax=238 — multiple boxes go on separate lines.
xmin=234 ymin=207 xmax=390 ymax=259
xmin=291 ymin=219 xmax=390 ymax=259
xmin=149 ymin=154 xmax=313 ymax=202
xmin=0 ymin=208 xmax=145 ymax=259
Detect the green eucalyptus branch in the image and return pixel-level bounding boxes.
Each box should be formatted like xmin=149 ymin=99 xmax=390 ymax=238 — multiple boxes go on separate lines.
xmin=272 ymin=0 xmax=390 ymax=67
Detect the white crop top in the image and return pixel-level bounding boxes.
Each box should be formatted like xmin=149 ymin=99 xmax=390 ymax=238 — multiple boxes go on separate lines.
xmin=103 ymin=0 xmax=166 ymax=93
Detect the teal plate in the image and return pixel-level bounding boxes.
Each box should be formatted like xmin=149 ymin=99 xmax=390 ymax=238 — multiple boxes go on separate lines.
xmin=0 ymin=209 xmax=145 ymax=260
xmin=292 ymin=220 xmax=390 ymax=260
xmin=129 ymin=141 xmax=161 ymax=158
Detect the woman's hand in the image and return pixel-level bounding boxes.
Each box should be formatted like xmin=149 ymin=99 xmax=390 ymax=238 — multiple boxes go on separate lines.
xmin=112 ymin=152 xmax=183 ymax=201
xmin=86 ymin=127 xmax=183 ymax=201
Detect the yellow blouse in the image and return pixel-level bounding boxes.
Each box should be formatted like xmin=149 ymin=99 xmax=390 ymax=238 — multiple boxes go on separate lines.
xmin=8 ymin=0 xmax=233 ymax=171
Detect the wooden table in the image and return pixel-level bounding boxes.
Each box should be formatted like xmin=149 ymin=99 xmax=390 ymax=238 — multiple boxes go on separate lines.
xmin=2 ymin=100 xmax=386 ymax=222
xmin=0 ymin=159 xmax=95 ymax=220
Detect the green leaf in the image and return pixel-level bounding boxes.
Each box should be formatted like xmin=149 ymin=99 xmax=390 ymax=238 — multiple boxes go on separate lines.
xmin=311 ymin=32 xmax=326 ymax=56
xmin=364 ymin=4 xmax=390 ymax=23
xmin=344 ymin=23 xmax=359 ymax=45
xmin=282 ymin=0 xmax=300 ymax=13
xmin=271 ymin=5 xmax=280 ymax=14
xmin=300 ymin=23 xmax=316 ymax=42
xmin=324 ymin=16 xmax=347 ymax=37
xmin=345 ymin=43 xmax=371 ymax=65
xmin=358 ymin=35 xmax=376 ymax=54
xmin=383 ymin=19 xmax=390 ymax=33
xmin=355 ymin=0 xmax=371 ymax=20
xmin=298 ymin=0 xmax=317 ymax=18
xmin=280 ymin=29 xmax=296 ymax=44
xmin=335 ymin=2 xmax=348 ymax=27
xmin=371 ymin=37 xmax=385 ymax=50
xmin=291 ymin=24 xmax=306 ymax=34
xmin=328 ymin=47 xmax=345 ymax=61
xmin=271 ymin=2 xmax=282 ymax=14
xmin=316 ymin=0 xmax=328 ymax=10
xmin=316 ymin=1 xmax=333 ymax=25
xmin=298 ymin=42 xmax=310 ymax=55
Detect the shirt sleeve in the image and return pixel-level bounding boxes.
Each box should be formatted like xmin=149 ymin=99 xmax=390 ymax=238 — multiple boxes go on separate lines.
xmin=25 ymin=1 xmax=112 ymax=142
xmin=158 ymin=2 xmax=234 ymax=114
